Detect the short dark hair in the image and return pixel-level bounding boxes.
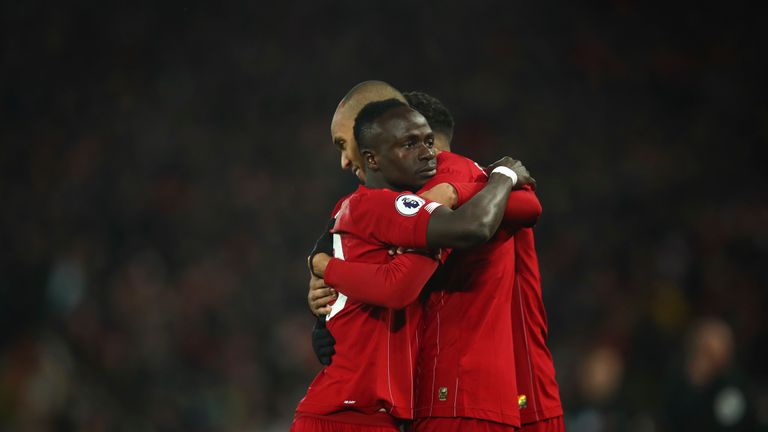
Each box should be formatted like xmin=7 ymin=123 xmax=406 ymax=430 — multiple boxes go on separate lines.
xmin=353 ymin=98 xmax=408 ymax=151
xmin=403 ymin=91 xmax=454 ymax=139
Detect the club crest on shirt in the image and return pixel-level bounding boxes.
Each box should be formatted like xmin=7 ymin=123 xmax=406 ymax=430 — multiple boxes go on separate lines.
xmin=438 ymin=387 xmax=448 ymax=401
xmin=395 ymin=194 xmax=425 ymax=216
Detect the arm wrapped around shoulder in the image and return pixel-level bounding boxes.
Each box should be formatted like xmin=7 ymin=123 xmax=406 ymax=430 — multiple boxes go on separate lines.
xmin=449 ymin=183 xmax=542 ymax=229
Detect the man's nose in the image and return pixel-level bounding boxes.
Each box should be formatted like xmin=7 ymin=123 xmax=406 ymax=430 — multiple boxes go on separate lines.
xmin=340 ymin=152 xmax=351 ymax=170
xmin=418 ymin=143 xmax=436 ymax=160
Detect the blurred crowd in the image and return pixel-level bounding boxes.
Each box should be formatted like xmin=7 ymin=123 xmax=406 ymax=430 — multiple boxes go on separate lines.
xmin=1 ymin=1 xmax=766 ymax=431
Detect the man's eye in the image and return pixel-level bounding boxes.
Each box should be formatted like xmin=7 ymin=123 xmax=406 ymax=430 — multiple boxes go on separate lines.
xmin=426 ymin=138 xmax=434 ymax=148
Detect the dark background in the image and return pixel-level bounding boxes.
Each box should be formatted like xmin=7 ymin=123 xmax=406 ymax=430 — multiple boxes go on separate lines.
xmin=1 ymin=1 xmax=766 ymax=431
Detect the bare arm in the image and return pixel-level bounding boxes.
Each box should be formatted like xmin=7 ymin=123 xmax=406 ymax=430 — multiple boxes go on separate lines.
xmin=419 ymin=158 xmax=540 ymax=229
xmin=449 ymin=183 xmax=541 ymax=229
xmin=424 ymin=157 xmax=521 ymax=249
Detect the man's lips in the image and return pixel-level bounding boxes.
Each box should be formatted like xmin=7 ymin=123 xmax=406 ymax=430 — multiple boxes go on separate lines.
xmin=418 ymin=163 xmax=437 ymax=175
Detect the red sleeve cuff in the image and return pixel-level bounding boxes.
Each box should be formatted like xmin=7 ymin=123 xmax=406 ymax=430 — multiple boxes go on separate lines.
xmin=446 ymin=181 xmax=483 ymax=207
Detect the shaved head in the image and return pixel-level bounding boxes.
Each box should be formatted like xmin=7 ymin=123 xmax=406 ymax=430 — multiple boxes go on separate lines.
xmin=331 ymin=81 xmax=406 ymax=183
xmin=337 ymin=80 xmax=406 ymax=114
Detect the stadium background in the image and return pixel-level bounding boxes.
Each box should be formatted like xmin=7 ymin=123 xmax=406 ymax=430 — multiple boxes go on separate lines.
xmin=1 ymin=1 xmax=766 ymax=431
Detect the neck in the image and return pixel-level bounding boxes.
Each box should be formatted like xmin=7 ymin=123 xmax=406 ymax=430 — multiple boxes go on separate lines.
xmin=364 ymin=174 xmax=396 ymax=191
xmin=364 ymin=173 xmax=412 ymax=192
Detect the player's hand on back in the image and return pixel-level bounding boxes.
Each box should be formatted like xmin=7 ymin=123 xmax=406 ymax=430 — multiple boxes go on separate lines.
xmin=308 ymin=274 xmax=337 ymax=316
xmin=309 ymin=253 xmax=332 ymax=278
xmin=486 ymin=156 xmax=536 ymax=190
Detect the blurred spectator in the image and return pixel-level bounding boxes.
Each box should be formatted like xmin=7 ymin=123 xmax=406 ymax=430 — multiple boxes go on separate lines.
xmin=663 ymin=318 xmax=757 ymax=431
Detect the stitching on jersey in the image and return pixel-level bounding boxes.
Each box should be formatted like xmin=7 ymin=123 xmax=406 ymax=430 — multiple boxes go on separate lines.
xmin=387 ymin=309 xmax=394 ymax=412
xmin=429 ymin=310 xmax=440 ymax=417
xmin=517 ymin=275 xmax=540 ymax=421
xmin=453 ymin=377 xmax=459 ymax=416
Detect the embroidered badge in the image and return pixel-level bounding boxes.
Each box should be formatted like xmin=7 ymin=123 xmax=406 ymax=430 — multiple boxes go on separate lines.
xmin=438 ymin=387 xmax=448 ymax=401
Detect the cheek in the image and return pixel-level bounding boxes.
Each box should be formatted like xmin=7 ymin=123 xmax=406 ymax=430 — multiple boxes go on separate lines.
xmin=404 ymin=152 xmax=419 ymax=169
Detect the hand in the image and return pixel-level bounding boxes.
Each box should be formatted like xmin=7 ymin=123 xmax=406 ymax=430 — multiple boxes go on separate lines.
xmin=307 ymin=274 xmax=337 ymax=316
xmin=308 ymin=217 xmax=336 ymax=277
xmin=311 ymin=316 xmax=336 ymax=365
xmin=486 ymin=156 xmax=536 ymax=189
xmin=420 ymin=183 xmax=458 ymax=208
xmin=308 ymin=253 xmax=332 ymax=278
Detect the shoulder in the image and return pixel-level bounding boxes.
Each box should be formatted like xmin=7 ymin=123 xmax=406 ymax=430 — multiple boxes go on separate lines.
xmin=437 ymin=150 xmax=469 ymax=167
xmin=435 ymin=151 xmax=485 ymax=182
xmin=445 ymin=150 xmax=484 ymax=173
xmin=352 ymin=188 xmax=432 ymax=218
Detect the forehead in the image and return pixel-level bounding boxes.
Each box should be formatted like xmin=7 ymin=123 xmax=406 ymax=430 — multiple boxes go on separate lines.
xmin=377 ymin=107 xmax=430 ymax=137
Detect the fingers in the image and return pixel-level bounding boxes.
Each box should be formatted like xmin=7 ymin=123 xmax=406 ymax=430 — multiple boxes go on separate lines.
xmin=310 ymin=287 xmax=337 ymax=302
xmin=309 ymin=275 xmax=328 ymax=290
xmin=309 ymin=286 xmax=338 ymax=316
xmin=486 ymin=156 xmax=521 ymax=173
xmin=308 ymin=275 xmax=337 ymax=316
xmin=310 ymin=298 xmax=334 ymax=316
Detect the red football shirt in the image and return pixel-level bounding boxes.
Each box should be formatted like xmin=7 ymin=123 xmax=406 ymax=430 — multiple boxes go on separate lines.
xmin=446 ymin=152 xmax=563 ymax=424
xmin=295 ymin=185 xmax=442 ymax=420
xmin=305 ymin=151 xmax=562 ymax=426
xmin=511 ymin=227 xmax=563 ymax=423
xmin=413 ymin=151 xmax=521 ymax=427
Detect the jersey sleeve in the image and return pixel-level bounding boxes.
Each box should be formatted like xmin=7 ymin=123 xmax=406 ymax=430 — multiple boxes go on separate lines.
xmin=421 ymin=151 xmax=481 ymax=190
xmin=449 ymin=183 xmax=542 ymax=228
xmin=324 ymin=253 xmax=439 ymax=309
xmin=344 ymin=190 xmax=443 ymax=249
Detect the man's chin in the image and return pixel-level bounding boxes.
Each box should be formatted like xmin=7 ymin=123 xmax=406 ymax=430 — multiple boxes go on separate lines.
xmin=413 ymin=177 xmax=432 ymax=190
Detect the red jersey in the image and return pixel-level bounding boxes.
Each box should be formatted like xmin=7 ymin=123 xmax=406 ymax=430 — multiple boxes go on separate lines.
xmin=446 ymin=152 xmax=563 ymax=424
xmin=413 ymin=151 xmax=521 ymax=427
xmin=511 ymin=228 xmax=563 ymax=423
xmin=295 ymin=185 xmax=442 ymax=420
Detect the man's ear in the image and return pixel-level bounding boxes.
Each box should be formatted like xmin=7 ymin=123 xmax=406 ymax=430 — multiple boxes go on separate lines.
xmin=362 ymin=149 xmax=379 ymax=171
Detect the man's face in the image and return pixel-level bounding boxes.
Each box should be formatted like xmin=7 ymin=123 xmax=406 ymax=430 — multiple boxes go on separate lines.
xmin=369 ymin=106 xmax=437 ymax=191
xmin=331 ymin=107 xmax=366 ymax=183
